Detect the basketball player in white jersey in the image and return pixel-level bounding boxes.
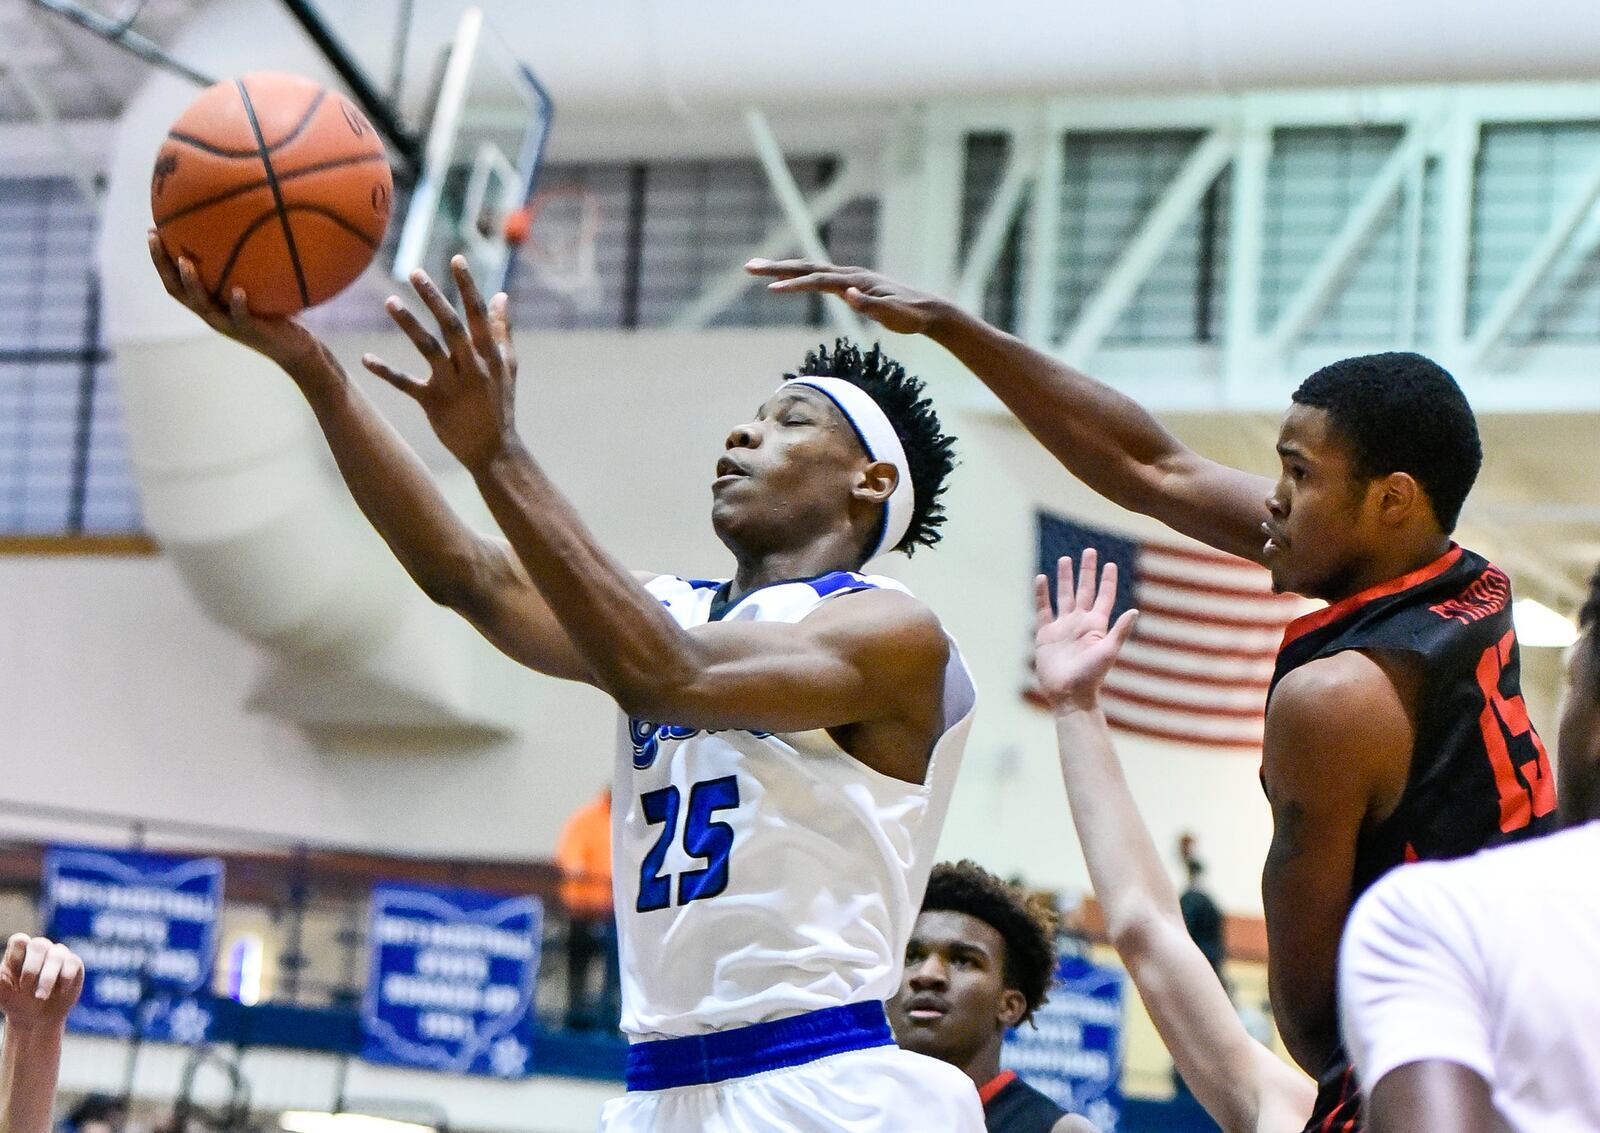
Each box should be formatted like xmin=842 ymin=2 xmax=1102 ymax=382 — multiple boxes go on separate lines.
xmin=150 ymin=239 xmax=984 ymax=1131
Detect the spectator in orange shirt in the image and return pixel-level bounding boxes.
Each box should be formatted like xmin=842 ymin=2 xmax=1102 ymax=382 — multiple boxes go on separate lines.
xmin=556 ymin=787 xmax=619 ymax=1031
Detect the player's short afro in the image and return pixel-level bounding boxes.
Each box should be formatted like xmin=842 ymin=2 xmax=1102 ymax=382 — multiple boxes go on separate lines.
xmin=1291 ymin=352 xmax=1481 ymax=531
xmin=922 ymin=860 xmax=1058 ymax=1027
xmin=789 ymin=339 xmax=957 ymax=559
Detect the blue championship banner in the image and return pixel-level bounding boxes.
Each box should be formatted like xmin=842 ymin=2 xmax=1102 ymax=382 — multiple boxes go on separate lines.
xmin=41 ymin=844 xmax=224 ymax=1044
xmin=1003 ymin=949 xmax=1125 ymax=1131
xmin=361 ymin=882 xmax=542 ymax=1077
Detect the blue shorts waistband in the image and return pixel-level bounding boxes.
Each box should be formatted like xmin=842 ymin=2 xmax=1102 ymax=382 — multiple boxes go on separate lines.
xmin=624 ymin=1001 xmax=895 ymax=1091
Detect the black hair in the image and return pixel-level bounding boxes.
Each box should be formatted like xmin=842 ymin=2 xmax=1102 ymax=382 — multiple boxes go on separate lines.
xmin=789 ymin=339 xmax=957 ymax=557
xmin=922 ymin=860 xmax=1058 ymax=1027
xmin=69 ymin=1095 xmax=126 ymax=1125
xmin=1291 ymin=352 xmax=1481 ymax=532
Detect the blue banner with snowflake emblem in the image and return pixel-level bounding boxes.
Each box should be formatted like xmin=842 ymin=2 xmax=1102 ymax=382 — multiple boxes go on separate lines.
xmin=361 ymin=882 xmax=541 ymax=1077
xmin=41 ymin=844 xmax=224 ymax=1045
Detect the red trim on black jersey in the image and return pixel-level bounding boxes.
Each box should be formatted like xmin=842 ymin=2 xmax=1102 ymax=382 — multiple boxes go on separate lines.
xmin=1313 ymin=1067 xmax=1358 ymax=1133
xmin=1279 ymin=544 xmax=1463 ymax=651
xmin=979 ymin=1070 xmax=1018 ymax=1107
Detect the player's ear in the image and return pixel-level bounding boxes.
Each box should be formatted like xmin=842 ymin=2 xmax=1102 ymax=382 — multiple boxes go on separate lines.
xmin=1374 ymin=471 xmax=1424 ymax=526
xmin=854 ymin=459 xmax=898 ymax=505
xmin=997 ymin=987 xmax=1028 ymax=1030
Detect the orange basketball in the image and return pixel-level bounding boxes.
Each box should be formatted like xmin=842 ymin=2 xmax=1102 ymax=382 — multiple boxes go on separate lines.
xmin=151 ymin=72 xmax=393 ymax=316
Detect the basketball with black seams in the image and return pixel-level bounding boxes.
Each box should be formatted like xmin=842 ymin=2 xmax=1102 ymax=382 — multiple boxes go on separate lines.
xmin=151 ymin=72 xmax=393 ymax=316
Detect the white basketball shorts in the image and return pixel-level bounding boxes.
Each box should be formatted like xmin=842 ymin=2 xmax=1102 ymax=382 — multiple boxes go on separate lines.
xmin=600 ymin=1002 xmax=983 ymax=1132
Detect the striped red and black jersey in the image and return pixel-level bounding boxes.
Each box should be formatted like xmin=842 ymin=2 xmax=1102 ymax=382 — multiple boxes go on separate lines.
xmin=1268 ymin=543 xmax=1559 ymax=1133
xmin=980 ymin=1070 xmax=1071 ymax=1133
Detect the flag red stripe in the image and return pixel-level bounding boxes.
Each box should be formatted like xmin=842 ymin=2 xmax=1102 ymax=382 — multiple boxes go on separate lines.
xmin=1112 ymin=656 xmax=1273 ymax=690
xmin=1138 ymin=567 xmax=1301 ymax=604
xmin=1102 ymin=710 xmax=1262 ymax=749
xmin=1133 ymin=627 xmax=1283 ymax=661
xmin=1143 ymin=542 xmax=1260 ymax=569
xmin=1101 ymin=685 xmax=1266 ymax=720
xmin=1138 ymin=599 xmax=1299 ymax=631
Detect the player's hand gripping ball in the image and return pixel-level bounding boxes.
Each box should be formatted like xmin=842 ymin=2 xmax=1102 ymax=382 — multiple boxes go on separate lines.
xmin=151 ymin=72 xmax=393 ymax=316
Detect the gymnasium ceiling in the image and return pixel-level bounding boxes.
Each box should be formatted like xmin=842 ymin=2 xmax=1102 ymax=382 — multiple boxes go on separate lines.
xmin=0 ymin=0 xmax=203 ymax=122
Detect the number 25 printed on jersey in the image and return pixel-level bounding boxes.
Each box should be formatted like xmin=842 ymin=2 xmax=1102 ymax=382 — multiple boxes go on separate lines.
xmin=637 ymin=776 xmax=740 ymax=912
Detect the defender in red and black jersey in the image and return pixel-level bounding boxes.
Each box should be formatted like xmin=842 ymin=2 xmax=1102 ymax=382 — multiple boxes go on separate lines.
xmin=1268 ymin=543 xmax=1556 ymax=1128
xmin=752 ymin=259 xmax=1540 ymax=1133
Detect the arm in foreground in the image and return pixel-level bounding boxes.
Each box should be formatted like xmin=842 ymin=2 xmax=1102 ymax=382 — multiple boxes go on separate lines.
xmin=1339 ymin=874 xmax=1498 ymax=1133
xmin=1261 ymin=652 xmax=1413 ymax=1077
xmin=0 ymin=935 xmax=84 ymax=1133
xmin=365 ymin=259 xmax=948 ymax=777
xmin=1034 ymin=551 xmax=1313 ymax=1133
xmin=148 ymin=234 xmax=592 ymax=681
xmin=748 ymin=259 xmax=1272 ymax=561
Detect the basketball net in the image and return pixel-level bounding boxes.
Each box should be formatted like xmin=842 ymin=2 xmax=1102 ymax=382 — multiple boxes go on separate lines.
xmin=504 ymin=187 xmax=605 ymax=312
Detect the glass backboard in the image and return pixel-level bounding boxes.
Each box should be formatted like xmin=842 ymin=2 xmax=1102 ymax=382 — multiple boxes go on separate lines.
xmin=390 ymin=7 xmax=552 ymax=298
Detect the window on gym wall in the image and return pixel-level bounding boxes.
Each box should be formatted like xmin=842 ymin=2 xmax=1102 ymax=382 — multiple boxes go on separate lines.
xmin=0 ymin=178 xmax=143 ymax=536
xmin=959 ymin=129 xmax=1231 ymax=344
xmin=1260 ymin=125 xmax=1417 ymax=344
xmin=1058 ymin=129 xmax=1229 ymax=346
xmin=1471 ymin=121 xmax=1600 ymax=344
xmin=958 ymin=117 xmax=1600 ymax=351
xmin=511 ymin=156 xmax=877 ymax=331
xmin=312 ymin=155 xmax=878 ymax=334
xmin=959 ymin=133 xmax=1028 ymax=333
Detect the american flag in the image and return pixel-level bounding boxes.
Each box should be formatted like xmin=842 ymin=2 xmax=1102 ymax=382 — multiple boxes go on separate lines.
xmin=1031 ymin=511 xmax=1318 ymax=750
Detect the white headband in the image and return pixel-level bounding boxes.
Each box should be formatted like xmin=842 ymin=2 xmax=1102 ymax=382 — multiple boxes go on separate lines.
xmin=781 ymin=376 xmax=914 ymax=560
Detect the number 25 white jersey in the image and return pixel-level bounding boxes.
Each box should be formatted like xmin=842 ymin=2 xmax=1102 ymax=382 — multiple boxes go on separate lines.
xmin=613 ymin=571 xmax=976 ymax=1041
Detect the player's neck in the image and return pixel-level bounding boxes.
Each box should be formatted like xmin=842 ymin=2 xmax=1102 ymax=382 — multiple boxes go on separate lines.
xmin=1328 ymin=533 xmax=1455 ymax=603
xmin=960 ymin=1034 xmax=1006 ymax=1092
xmin=728 ymin=540 xmax=865 ymax=600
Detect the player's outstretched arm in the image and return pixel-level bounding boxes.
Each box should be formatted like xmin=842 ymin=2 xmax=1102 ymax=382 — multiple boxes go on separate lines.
xmin=369 ymin=258 xmax=949 ymax=783
xmin=0 ymin=935 xmax=84 ymax=1133
xmin=748 ymin=259 xmax=1272 ymax=563
xmin=1033 ymin=552 xmax=1313 ymax=1133
xmin=148 ymin=234 xmax=592 ymax=682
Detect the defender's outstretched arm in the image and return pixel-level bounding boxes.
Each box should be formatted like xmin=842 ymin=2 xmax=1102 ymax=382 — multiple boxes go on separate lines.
xmin=749 ymin=260 xmax=1272 ymax=562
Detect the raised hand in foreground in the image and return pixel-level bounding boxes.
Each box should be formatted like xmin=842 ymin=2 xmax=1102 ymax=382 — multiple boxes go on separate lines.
xmin=1031 ymin=548 xmax=1138 ymax=713
xmin=0 ymin=933 xmax=82 ymax=1030
xmin=1 ymin=934 xmax=85 ymax=1133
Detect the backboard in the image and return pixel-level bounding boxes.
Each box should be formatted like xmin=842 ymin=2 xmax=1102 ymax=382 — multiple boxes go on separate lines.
xmin=390 ymin=7 xmax=552 ymax=298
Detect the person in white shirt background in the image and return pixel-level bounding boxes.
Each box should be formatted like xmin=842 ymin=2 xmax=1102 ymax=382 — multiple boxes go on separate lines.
xmin=1339 ymin=564 xmax=1600 ymax=1133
